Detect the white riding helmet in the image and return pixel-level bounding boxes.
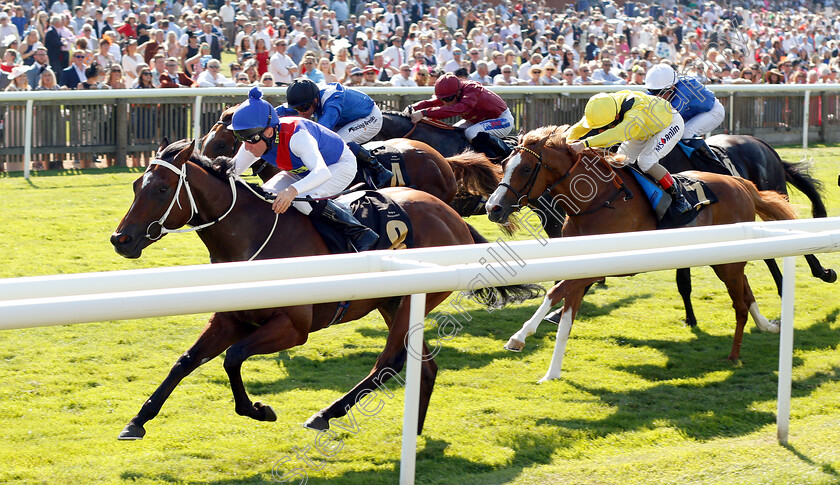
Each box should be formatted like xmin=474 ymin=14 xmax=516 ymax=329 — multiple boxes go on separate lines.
xmin=645 ymin=64 xmax=679 ymax=91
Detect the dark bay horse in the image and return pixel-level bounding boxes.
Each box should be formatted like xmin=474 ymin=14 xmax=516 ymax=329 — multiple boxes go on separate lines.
xmin=485 ymin=126 xmax=799 ymax=381
xmin=200 ymin=106 xmax=502 ymax=216
xmin=659 ymin=134 xmax=835 ymax=326
xmin=374 ymin=110 xmax=472 ymax=156
xmin=110 ymin=138 xmax=542 ymax=439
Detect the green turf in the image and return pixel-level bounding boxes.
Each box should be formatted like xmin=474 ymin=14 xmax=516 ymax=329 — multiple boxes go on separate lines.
xmin=0 ymin=145 xmax=839 ymax=484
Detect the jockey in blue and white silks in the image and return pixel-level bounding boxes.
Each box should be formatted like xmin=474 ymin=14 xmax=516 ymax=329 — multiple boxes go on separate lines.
xmin=646 ymin=63 xmax=725 ymax=163
xmin=229 ymin=87 xmax=378 ymax=251
xmin=283 ymin=78 xmax=392 ymax=188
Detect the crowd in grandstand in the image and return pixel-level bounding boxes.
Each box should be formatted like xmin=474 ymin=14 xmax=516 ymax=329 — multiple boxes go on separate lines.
xmin=2 ymin=0 xmax=840 ymax=92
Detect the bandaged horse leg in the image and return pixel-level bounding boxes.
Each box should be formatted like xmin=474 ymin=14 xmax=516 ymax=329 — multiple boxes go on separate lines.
xmin=504 ymin=295 xmax=554 ymax=351
xmin=538 ymin=278 xmax=599 ymax=382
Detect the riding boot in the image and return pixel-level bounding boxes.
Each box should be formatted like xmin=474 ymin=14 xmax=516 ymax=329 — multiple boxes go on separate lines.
xmin=665 ymin=185 xmax=692 ymax=214
xmin=315 ymin=199 xmax=379 ymax=252
xmin=348 ymin=142 xmax=393 ymax=189
xmin=470 ymin=132 xmax=511 ymax=160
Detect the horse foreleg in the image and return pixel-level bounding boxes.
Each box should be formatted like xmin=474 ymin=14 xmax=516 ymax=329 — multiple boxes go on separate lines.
xmin=676 ymin=268 xmax=697 ymax=327
xmin=306 ymin=292 xmax=448 ymax=435
xmin=538 ymin=279 xmax=593 ymax=383
xmin=118 ymin=313 xmax=247 ymax=440
xmin=223 ymin=309 xmax=309 ymax=422
xmin=504 ymin=295 xmax=554 ymax=351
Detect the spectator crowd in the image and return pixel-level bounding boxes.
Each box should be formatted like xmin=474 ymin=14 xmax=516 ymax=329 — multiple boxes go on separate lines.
xmin=2 ymin=0 xmax=840 ymax=94
xmin=2 ymin=0 xmax=840 ymax=169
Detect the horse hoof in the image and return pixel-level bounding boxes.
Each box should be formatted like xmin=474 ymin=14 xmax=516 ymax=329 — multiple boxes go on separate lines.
xmin=504 ymin=338 xmax=525 ymax=352
xmin=254 ymin=402 xmax=277 ymax=422
xmin=684 ymin=317 xmax=698 ymax=327
xmin=543 ymin=309 xmax=562 ymax=324
xmin=304 ymin=414 xmax=329 ymax=431
xmin=118 ymin=423 xmax=146 ymax=440
xmin=823 ymin=269 xmax=837 ymax=283
xmin=537 ymin=373 xmax=561 ymax=384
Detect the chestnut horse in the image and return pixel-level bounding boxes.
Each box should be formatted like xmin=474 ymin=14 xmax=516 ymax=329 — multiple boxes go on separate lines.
xmin=110 ymin=138 xmax=542 ymax=439
xmin=199 ymin=106 xmax=502 ymax=216
xmin=485 ymin=126 xmax=798 ymax=382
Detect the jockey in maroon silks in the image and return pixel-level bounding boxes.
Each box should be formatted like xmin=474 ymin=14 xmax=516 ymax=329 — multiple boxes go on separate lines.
xmin=408 ymin=73 xmax=514 ymax=158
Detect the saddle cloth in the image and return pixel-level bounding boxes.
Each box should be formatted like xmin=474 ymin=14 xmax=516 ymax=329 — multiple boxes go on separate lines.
xmin=361 ymin=141 xmax=411 ymax=188
xmin=628 ymin=166 xmax=719 ymax=229
xmin=311 ymin=190 xmax=414 ymax=254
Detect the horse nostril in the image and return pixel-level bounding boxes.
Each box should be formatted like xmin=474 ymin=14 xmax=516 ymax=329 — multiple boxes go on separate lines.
xmin=488 ymin=204 xmax=501 ymax=214
xmin=110 ymin=233 xmax=131 ymax=246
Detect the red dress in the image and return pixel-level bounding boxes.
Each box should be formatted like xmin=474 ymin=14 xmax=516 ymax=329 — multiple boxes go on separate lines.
xmin=256 ymin=51 xmax=269 ymax=76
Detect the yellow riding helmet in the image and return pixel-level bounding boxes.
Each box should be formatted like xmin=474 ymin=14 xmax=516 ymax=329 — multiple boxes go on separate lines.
xmin=581 ymin=93 xmax=620 ymax=129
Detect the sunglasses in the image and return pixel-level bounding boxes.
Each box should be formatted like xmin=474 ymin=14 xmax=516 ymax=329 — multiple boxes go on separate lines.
xmin=232 ymin=127 xmax=265 ymax=144
xmin=74 ymin=54 xmax=86 ymax=58
xmin=440 ymin=94 xmax=457 ymax=102
xmin=293 ymin=103 xmax=312 ymax=112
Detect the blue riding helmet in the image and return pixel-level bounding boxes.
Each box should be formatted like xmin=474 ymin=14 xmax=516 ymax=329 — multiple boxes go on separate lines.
xmin=230 ymin=86 xmax=280 ymax=144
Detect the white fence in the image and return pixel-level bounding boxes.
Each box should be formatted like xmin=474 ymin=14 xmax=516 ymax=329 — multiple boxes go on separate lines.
xmin=4 ymin=83 xmax=840 ymax=179
xmin=2 ymin=217 xmax=840 ymax=484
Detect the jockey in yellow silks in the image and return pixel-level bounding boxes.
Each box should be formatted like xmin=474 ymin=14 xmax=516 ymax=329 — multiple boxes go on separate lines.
xmin=567 ymin=90 xmax=691 ymax=213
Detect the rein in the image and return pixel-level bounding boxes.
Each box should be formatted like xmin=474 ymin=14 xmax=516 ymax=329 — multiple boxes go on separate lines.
xmin=499 ymin=135 xmax=633 ymax=215
xmin=401 ymin=113 xmax=458 ymax=139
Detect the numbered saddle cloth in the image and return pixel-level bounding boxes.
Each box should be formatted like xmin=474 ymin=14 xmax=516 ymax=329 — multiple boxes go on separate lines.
xmin=361 ymin=141 xmax=411 ymax=187
xmin=628 ymin=167 xmax=719 ymax=230
xmin=312 ymin=190 xmax=415 ymax=254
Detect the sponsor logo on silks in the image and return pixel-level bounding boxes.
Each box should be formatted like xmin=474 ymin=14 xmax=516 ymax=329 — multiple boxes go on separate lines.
xmin=483 ymin=118 xmax=510 ymax=130
xmin=654 ymin=124 xmax=681 ymax=152
xmin=289 ymin=165 xmax=310 ymax=175
xmin=348 ymin=114 xmax=378 ymax=132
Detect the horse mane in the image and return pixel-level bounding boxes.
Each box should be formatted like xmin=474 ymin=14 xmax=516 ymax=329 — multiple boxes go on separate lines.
xmin=382 ymin=109 xmax=409 ymax=118
xmin=521 ymin=124 xmax=627 ymax=166
xmin=159 ymin=139 xmax=274 ymax=199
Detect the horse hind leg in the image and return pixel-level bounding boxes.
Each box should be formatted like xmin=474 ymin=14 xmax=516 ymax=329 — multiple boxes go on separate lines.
xmin=712 ymin=263 xmax=754 ymax=361
xmin=804 ymin=254 xmax=837 ymax=283
xmin=118 ymin=313 xmax=247 ymax=440
xmin=676 ymin=268 xmax=698 ymax=327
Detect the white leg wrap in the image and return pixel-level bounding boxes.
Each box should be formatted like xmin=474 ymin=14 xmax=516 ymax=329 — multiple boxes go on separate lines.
xmin=750 ymin=301 xmax=781 ymax=334
xmin=505 ymin=296 xmax=553 ymax=352
xmin=539 ymin=308 xmax=574 ymax=383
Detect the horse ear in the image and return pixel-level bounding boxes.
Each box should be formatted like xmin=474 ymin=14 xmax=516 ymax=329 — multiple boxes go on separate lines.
xmin=158 ymin=137 xmax=170 ymax=152
xmin=173 ymin=140 xmax=195 ymax=166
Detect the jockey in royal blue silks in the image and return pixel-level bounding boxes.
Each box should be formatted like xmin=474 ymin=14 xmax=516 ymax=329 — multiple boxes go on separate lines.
xmin=645 ymin=63 xmax=726 ymax=165
xmin=282 ymin=78 xmax=393 ymax=188
xmin=229 ymin=86 xmax=378 ymax=252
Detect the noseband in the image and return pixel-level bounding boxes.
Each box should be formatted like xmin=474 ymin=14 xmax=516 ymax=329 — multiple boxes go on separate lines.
xmin=144 ymin=158 xmax=238 ymax=241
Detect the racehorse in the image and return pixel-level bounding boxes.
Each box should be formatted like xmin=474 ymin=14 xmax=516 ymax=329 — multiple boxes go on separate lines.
xmin=485 ymin=126 xmax=799 ymax=381
xmin=374 ymin=110 xmax=472 ymax=157
xmin=199 ymin=106 xmax=502 ymax=216
xmin=659 ymin=134 xmax=834 ymax=326
xmin=110 ymin=138 xmax=543 ymax=439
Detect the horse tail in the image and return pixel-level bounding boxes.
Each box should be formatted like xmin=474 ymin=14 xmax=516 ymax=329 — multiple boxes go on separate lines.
xmin=464 ymin=222 xmax=546 ymax=308
xmin=446 ymin=150 xmax=502 ymax=197
xmin=781 ymin=159 xmax=826 ymax=218
xmin=753 ymin=137 xmax=826 ymax=218
xmin=734 ymin=177 xmax=798 ymax=222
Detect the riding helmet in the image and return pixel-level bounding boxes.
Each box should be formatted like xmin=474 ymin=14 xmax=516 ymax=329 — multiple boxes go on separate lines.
xmin=434 ymin=73 xmax=461 ymax=99
xmin=286 ymin=78 xmax=321 ymax=109
xmin=581 ymin=93 xmax=620 ymax=129
xmin=230 ymin=86 xmax=279 ymax=138
xmin=645 ymin=64 xmax=679 ymax=92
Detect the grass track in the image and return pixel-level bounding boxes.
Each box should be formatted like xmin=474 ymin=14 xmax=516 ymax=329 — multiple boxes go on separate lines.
xmin=0 ymin=145 xmax=839 ymax=484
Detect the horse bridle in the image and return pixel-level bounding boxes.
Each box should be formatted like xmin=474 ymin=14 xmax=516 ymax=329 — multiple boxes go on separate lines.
xmin=144 ymin=157 xmax=239 ymax=241
xmin=498 ymin=135 xmax=633 ymax=215
xmin=497 ymin=135 xmax=566 ymax=210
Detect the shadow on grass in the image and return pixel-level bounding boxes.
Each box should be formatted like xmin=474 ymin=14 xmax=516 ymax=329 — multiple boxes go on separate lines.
xmin=538 ymin=310 xmax=840 ymax=442
xmin=783 ymin=443 xmax=840 ymax=480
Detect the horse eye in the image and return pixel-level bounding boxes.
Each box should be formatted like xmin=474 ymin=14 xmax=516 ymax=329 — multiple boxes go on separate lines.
xmin=158 ymin=186 xmax=168 ymax=194
xmin=520 ymin=165 xmax=532 ymax=174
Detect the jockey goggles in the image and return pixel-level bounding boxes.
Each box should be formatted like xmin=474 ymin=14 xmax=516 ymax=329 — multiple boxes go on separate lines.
xmin=233 ymin=125 xmax=273 ymax=145
xmin=440 ymin=94 xmax=457 ymax=103
xmin=292 ymin=102 xmax=312 ymax=113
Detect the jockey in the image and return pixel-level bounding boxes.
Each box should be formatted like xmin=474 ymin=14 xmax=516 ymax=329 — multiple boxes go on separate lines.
xmin=566 ymin=90 xmax=692 ymax=214
xmin=645 ymin=63 xmax=726 ymax=165
xmin=284 ymin=78 xmax=393 ymax=189
xmin=229 ymin=87 xmax=379 ymax=252
xmin=408 ymin=73 xmax=513 ymax=159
